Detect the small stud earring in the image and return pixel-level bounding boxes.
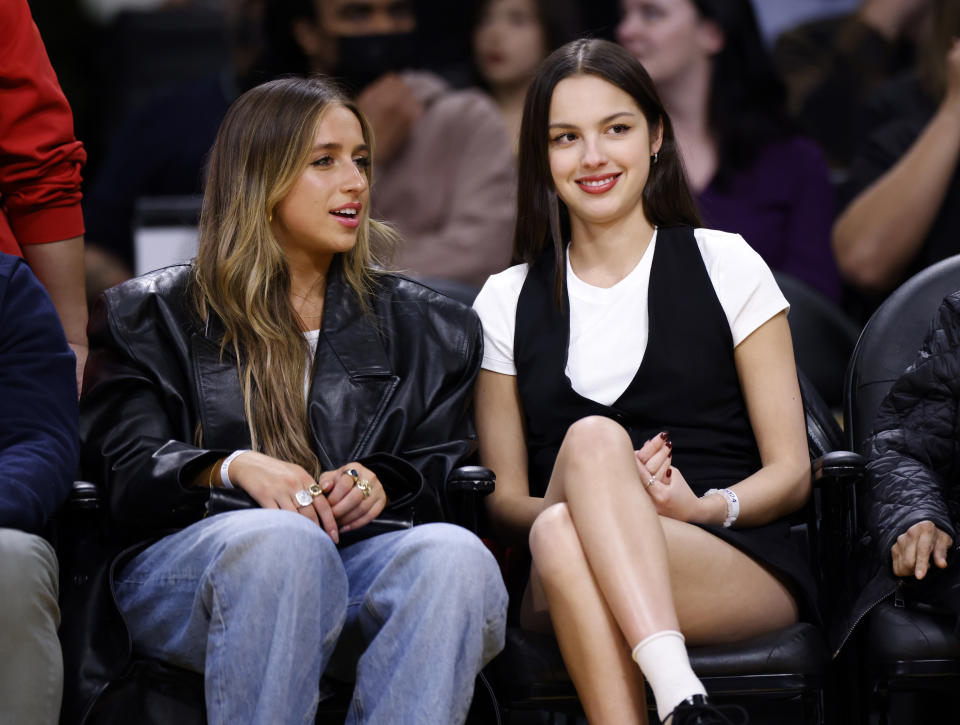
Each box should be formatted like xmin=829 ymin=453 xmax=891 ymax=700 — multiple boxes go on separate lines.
xmin=268 ymin=212 xmax=273 ymax=223
xmin=650 ymin=152 xmax=659 ymax=165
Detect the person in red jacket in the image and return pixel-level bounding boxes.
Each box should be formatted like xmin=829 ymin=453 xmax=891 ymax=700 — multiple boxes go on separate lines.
xmin=0 ymin=0 xmax=88 ymax=390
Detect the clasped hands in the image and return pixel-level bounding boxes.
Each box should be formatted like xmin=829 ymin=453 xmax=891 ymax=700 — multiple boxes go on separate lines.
xmin=228 ymin=451 xmax=387 ymax=544
xmin=633 ymin=432 xmax=724 ymax=525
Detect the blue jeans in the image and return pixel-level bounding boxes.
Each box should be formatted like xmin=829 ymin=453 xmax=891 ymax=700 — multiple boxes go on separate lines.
xmin=114 ymin=510 xmax=507 ymax=725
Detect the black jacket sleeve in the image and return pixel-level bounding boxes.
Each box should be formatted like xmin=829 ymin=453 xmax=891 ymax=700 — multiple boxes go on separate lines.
xmin=863 ymin=293 xmax=960 ymax=557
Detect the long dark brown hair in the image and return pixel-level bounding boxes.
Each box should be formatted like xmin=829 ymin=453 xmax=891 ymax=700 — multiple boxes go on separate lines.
xmin=514 ymin=38 xmax=701 ymax=299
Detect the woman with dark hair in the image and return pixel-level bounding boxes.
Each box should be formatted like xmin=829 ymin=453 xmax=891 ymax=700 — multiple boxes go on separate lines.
xmin=472 ymin=0 xmax=580 ymax=152
xmin=617 ymin=0 xmax=841 ymax=302
xmin=473 ymin=38 xmax=814 ymax=724
xmin=75 ymin=76 xmax=507 ymax=724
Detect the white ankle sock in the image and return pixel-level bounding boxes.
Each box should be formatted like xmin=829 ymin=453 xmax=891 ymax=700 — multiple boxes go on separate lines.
xmin=631 ymin=630 xmax=707 ymax=722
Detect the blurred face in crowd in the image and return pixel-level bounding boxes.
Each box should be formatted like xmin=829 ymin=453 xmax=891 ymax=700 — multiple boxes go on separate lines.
xmin=271 ymin=105 xmax=371 ymax=267
xmin=316 ymin=0 xmax=416 ymax=37
xmin=473 ymin=0 xmax=548 ymax=90
xmin=615 ymin=0 xmax=723 ymax=88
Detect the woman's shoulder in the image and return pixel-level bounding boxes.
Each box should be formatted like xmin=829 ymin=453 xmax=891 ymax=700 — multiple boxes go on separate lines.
xmin=472 ymin=263 xmax=530 ymax=320
xmin=374 ymin=272 xmax=483 ymax=337
xmin=101 ymin=264 xmax=194 ymax=322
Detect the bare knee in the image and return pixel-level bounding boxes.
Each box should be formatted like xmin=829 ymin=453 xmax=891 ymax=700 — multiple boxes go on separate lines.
xmin=529 ymin=503 xmax=582 ymax=581
xmin=564 ymin=416 xmax=631 ymax=453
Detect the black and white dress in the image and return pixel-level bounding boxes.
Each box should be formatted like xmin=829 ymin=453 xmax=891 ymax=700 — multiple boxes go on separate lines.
xmin=473 ymin=225 xmax=818 ymax=620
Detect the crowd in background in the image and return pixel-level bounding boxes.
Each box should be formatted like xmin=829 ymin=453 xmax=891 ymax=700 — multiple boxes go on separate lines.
xmin=16 ymin=0 xmax=957 ymax=327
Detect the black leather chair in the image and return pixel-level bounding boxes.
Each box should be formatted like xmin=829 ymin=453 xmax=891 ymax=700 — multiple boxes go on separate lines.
xmin=483 ymin=372 xmax=860 ymax=725
xmin=57 ymin=467 xmax=501 ymax=725
xmin=773 ymin=271 xmax=861 ymax=412
xmin=842 ymin=254 xmax=960 ymax=724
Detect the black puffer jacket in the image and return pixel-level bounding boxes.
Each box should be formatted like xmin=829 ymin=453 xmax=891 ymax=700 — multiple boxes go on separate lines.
xmin=833 ymin=291 xmax=960 ymax=654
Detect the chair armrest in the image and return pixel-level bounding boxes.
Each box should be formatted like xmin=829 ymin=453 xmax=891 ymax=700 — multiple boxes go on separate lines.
xmin=70 ymin=480 xmax=103 ymax=511
xmin=443 ymin=466 xmax=496 ymax=533
xmin=446 ymin=465 xmax=496 ymax=496
xmin=812 ymin=450 xmax=864 ymax=487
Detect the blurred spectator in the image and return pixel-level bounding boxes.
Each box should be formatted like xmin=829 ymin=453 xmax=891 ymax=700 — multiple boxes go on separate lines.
xmin=617 ymin=0 xmax=841 ymax=301
xmin=832 ymin=0 xmax=960 ymax=320
xmin=1 ymin=0 xmax=88 ymax=390
xmin=471 ymin=0 xmax=580 ymax=154
xmin=0 ymin=253 xmax=79 ymax=725
xmin=751 ymin=0 xmax=858 ymax=46
xmin=285 ymin=0 xmax=516 ymax=286
xmin=86 ymin=0 xmax=515 ymax=289
xmin=774 ymin=0 xmax=933 ymax=169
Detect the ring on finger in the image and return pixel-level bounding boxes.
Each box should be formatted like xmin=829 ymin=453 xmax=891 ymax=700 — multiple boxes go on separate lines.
xmin=308 ymin=482 xmax=325 ymax=498
xmin=356 ymin=478 xmax=372 ymax=498
xmin=645 ymin=476 xmax=656 ymax=488
xmin=343 ymin=468 xmax=360 ymax=486
xmin=294 ymin=489 xmax=313 ymax=507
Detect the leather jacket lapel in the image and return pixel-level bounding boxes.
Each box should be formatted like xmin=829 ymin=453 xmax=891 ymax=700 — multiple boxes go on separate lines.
xmin=191 ymin=330 xmax=251 ymax=451
xmin=310 ymin=270 xmax=399 ymax=469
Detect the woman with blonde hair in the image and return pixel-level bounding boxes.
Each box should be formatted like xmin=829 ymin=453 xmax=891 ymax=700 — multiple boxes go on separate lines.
xmin=74 ymin=76 xmax=507 ymax=724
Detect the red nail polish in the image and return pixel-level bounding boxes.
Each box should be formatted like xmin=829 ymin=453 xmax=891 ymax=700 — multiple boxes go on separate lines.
xmin=665 ymin=440 xmax=673 ymax=450
xmin=659 ymin=431 xmax=669 ymax=440
xmin=666 ymin=468 xmax=672 ymax=478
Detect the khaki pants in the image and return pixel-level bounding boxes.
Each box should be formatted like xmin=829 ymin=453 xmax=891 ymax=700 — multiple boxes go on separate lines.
xmin=0 ymin=528 xmax=62 ymax=725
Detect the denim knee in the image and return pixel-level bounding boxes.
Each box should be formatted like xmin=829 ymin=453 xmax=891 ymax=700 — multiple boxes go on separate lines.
xmin=401 ymin=525 xmax=506 ymax=615
xmin=208 ymin=510 xmax=347 ymax=610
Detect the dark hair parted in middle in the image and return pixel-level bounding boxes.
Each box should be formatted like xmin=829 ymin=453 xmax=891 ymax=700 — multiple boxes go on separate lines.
xmin=514 ymin=37 xmax=701 ymax=296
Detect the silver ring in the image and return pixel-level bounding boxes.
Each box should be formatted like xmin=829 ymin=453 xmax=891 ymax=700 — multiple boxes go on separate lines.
xmin=645 ymin=476 xmax=656 ymax=488
xmin=294 ymin=489 xmax=313 ymax=507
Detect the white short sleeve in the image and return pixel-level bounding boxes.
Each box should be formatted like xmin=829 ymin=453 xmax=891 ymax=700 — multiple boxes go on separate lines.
xmin=472 ymin=264 xmax=529 ymax=375
xmin=695 ymin=229 xmax=789 ymax=347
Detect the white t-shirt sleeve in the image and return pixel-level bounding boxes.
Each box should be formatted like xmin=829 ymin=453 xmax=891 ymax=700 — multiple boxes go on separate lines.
xmin=695 ymin=228 xmax=789 ymax=347
xmin=472 ymin=264 xmax=529 ymax=375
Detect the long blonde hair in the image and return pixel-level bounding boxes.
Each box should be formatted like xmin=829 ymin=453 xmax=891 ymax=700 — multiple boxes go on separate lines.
xmin=192 ymin=76 xmax=395 ymax=475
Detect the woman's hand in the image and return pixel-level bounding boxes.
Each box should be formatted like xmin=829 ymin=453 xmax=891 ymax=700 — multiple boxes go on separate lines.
xmin=227 ymin=451 xmax=340 ymax=543
xmin=318 ymin=463 xmax=388 ymax=534
xmin=892 ymin=520 xmax=954 ymax=579
xmin=635 ymin=433 xmax=722 ymax=524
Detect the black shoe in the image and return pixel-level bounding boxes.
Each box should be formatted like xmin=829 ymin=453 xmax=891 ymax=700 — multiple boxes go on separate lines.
xmin=662 ymin=695 xmax=748 ymax=725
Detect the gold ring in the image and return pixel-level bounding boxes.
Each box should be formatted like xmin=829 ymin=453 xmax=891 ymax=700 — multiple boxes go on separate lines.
xmin=356 ymin=478 xmax=372 ymax=498
xmin=343 ymin=468 xmax=360 ymax=485
xmin=308 ymin=482 xmax=325 ymax=497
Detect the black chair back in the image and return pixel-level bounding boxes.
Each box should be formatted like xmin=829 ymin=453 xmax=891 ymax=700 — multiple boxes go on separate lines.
xmin=774 ymin=271 xmax=860 ymax=411
xmin=844 ymin=254 xmax=960 ymax=454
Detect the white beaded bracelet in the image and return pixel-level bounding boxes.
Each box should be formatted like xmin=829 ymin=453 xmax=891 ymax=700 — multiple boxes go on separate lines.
xmin=220 ymin=449 xmax=250 ymax=489
xmin=703 ymin=488 xmax=739 ymax=528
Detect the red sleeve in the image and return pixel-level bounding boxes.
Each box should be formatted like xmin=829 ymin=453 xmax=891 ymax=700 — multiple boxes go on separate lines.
xmin=0 ymin=0 xmax=86 ymax=250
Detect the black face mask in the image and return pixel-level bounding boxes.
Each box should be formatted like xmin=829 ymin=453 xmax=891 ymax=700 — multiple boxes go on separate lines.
xmin=331 ymin=31 xmax=419 ymax=94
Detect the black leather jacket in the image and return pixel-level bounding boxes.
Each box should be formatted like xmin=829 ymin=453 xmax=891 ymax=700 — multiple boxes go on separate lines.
xmin=62 ymin=261 xmax=483 ymax=722
xmin=833 ymin=292 xmax=960 ymax=655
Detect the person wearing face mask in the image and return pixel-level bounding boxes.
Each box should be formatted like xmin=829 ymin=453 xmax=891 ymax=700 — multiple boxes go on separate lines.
xmin=279 ymin=0 xmax=517 ymax=290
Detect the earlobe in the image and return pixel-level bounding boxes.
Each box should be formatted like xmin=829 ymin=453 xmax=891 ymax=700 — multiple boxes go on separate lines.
xmin=651 ymin=119 xmax=664 ymax=157
xmin=697 ymin=19 xmax=725 ymax=56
